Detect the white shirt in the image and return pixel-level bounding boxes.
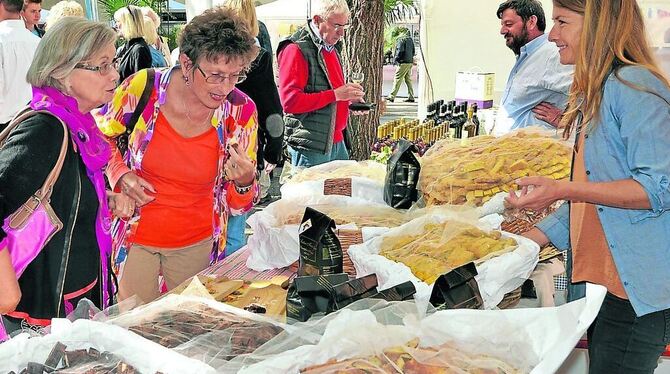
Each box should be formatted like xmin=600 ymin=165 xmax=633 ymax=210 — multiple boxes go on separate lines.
xmin=0 ymin=19 xmax=40 ymax=123
xmin=493 ymin=34 xmax=573 ymax=136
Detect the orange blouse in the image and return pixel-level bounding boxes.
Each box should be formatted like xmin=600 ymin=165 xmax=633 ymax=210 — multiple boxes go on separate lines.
xmin=570 ymin=128 xmax=627 ymax=299
xmin=134 ymin=111 xmax=219 ymax=248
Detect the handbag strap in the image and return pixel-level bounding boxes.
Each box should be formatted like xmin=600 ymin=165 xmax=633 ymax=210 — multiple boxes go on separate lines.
xmin=1 ymin=107 xmax=69 ymax=228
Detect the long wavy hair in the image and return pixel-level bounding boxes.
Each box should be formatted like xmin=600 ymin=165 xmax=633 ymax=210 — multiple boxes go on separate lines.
xmin=556 ymin=0 xmax=669 ymax=138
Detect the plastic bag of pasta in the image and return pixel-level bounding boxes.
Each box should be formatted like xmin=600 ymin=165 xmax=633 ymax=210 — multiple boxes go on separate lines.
xmin=419 ymin=129 xmax=571 ymax=206
xmin=246 ymin=195 xmax=412 ymax=272
xmin=348 ymin=210 xmax=539 ymax=312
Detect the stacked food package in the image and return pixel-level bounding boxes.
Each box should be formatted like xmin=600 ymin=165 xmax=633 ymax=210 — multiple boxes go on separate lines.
xmin=420 ymin=131 xmax=571 ymax=206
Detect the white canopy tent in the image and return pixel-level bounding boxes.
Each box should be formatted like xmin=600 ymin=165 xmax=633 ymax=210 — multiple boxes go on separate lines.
xmin=255 ymin=0 xmax=324 ymax=54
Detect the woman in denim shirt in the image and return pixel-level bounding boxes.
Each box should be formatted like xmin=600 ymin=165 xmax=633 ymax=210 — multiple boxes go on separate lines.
xmin=506 ymin=0 xmax=670 ymax=372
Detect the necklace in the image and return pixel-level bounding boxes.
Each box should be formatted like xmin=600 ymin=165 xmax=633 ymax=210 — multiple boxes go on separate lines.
xmin=181 ymin=94 xmax=214 ymax=127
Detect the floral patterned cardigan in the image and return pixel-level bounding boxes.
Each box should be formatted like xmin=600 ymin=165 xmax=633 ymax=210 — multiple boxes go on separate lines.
xmin=96 ymin=67 xmax=259 ymax=277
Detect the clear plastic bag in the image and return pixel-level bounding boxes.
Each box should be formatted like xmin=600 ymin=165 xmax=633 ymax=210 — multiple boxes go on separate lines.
xmin=420 ymin=129 xmax=572 ymax=206
xmin=348 ymin=211 xmax=540 ymax=311
xmin=99 ymin=295 xmax=289 ymax=371
xmin=0 ymin=319 xmax=216 ymax=374
xmin=239 ymin=284 xmax=608 ymax=374
xmin=280 ymin=160 xmax=387 ymax=185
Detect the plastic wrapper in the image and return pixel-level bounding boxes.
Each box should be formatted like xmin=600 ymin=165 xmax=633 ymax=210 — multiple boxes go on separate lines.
xmin=280 ymin=160 xmax=386 ymax=185
xmin=246 ymin=195 xmax=479 ymax=272
xmin=238 ymin=284 xmax=607 ymax=373
xmin=0 ymin=319 xmax=216 ymax=374
xmin=420 ymin=130 xmax=572 ymax=206
xmin=348 ymin=211 xmax=539 ymax=312
xmin=99 ymin=294 xmax=290 ymax=371
xmin=246 ymin=195 xmax=411 ymax=272
xmin=280 ymin=175 xmax=386 ymax=204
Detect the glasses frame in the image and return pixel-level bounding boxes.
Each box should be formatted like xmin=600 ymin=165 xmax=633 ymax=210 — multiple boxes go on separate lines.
xmin=74 ymin=59 xmax=119 ymax=76
xmin=195 ymin=65 xmax=247 ymax=84
xmin=326 ymin=19 xmax=351 ymax=31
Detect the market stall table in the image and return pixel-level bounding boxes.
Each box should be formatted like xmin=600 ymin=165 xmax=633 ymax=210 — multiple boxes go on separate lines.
xmin=201 ymin=246 xmax=296 ymax=281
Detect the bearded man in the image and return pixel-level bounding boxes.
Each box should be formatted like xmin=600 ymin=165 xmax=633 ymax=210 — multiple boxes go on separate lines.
xmin=493 ymin=0 xmax=573 ymax=135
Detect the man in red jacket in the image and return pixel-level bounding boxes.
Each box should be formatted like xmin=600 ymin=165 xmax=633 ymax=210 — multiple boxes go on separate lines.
xmin=277 ymin=0 xmax=366 ymax=167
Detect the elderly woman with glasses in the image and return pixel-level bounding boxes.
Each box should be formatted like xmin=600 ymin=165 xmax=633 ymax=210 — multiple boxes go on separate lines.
xmin=0 ymin=17 xmax=130 ymax=337
xmin=97 ymin=7 xmax=260 ymax=303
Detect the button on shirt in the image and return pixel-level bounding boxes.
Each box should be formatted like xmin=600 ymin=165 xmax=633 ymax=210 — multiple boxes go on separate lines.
xmin=0 ymin=19 xmax=40 ymax=123
xmin=494 ymin=34 xmax=573 ymax=136
xmin=536 ymin=66 xmax=670 ymax=317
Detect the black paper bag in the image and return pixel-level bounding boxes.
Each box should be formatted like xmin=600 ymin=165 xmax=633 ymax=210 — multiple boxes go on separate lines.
xmin=298 ymin=207 xmax=343 ymax=276
xmin=286 ymin=274 xmax=349 ymax=322
xmin=384 ymin=139 xmax=421 ymax=209
xmin=286 ymin=274 xmax=378 ymax=322
xmin=429 ymin=262 xmax=483 ymax=310
xmin=371 ymin=281 xmax=417 ymax=302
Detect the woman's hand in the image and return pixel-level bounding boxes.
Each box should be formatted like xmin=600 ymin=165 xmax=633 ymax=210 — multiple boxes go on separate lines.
xmin=107 ymin=191 xmax=136 ymax=218
xmin=225 ymin=143 xmax=256 ymax=187
xmin=0 ymin=249 xmax=21 ymax=315
xmin=118 ymin=171 xmax=156 ymax=207
xmin=505 ymin=176 xmax=566 ymax=211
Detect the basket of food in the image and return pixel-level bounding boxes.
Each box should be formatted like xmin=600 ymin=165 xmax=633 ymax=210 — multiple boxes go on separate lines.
xmin=348 ymin=211 xmax=540 ymax=312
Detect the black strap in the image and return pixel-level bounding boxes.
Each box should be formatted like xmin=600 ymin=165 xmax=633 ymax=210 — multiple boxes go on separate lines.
xmin=117 ymin=69 xmax=155 ymax=156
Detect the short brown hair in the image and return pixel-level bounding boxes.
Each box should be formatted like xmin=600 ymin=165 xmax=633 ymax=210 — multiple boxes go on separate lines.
xmin=1 ymin=0 xmax=24 ymax=13
xmin=179 ymin=6 xmax=259 ymax=66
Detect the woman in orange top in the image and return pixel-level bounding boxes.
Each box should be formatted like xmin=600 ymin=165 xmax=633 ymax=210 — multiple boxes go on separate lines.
xmin=98 ymin=7 xmax=260 ymax=303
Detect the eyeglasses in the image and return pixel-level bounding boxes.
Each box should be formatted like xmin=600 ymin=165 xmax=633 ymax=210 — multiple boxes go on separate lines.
xmin=327 ymin=19 xmax=351 ymax=31
xmin=74 ymin=59 xmax=119 ymax=76
xmin=196 ymin=65 xmax=247 ymax=84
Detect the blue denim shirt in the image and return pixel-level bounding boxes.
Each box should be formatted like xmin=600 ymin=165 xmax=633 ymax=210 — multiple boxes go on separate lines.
xmin=536 ymin=66 xmax=670 ymax=317
xmin=495 ymin=34 xmax=573 ymax=135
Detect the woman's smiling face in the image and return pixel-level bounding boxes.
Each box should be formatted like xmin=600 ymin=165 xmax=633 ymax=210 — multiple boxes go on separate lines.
xmin=548 ymin=4 xmax=584 ymax=65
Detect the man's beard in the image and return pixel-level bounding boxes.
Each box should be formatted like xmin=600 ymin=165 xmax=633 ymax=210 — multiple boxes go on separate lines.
xmin=505 ymin=26 xmax=530 ymax=56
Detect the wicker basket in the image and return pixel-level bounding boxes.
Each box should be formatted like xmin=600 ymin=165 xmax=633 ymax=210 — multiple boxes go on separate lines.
xmin=323 ymin=178 xmax=353 ymax=197
xmin=289 ymin=228 xmax=363 ymax=278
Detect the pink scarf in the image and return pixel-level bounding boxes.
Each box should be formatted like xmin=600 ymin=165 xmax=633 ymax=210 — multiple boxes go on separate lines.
xmin=30 ymin=86 xmax=113 ymax=308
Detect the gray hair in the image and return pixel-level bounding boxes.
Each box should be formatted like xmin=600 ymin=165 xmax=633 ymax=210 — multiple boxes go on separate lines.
xmin=27 ymin=17 xmax=116 ymax=92
xmin=312 ymin=0 xmax=350 ymax=19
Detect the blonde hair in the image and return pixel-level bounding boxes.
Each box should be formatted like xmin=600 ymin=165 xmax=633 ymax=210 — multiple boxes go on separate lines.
xmin=114 ymin=5 xmax=147 ymax=40
xmin=224 ymin=0 xmax=259 ymax=37
xmin=141 ymin=6 xmax=160 ymax=28
xmin=556 ymin=0 xmax=670 ymax=138
xmin=27 ymin=17 xmax=116 ymax=92
xmin=313 ymin=0 xmax=350 ymax=19
xmin=45 ymin=1 xmax=84 ymax=31
xmin=143 ymin=17 xmax=158 ymax=45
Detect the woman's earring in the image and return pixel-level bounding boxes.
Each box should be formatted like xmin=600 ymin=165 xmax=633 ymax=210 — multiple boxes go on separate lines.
xmin=183 ymin=75 xmax=191 ymax=86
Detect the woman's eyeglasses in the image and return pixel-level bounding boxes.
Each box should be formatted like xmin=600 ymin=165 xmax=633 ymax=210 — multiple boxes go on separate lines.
xmin=196 ymin=65 xmax=247 ymax=84
xmin=74 ymin=59 xmax=119 ymax=76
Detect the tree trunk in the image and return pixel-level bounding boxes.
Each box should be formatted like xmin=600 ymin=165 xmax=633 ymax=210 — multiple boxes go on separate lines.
xmin=344 ymin=0 xmax=385 ymax=161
